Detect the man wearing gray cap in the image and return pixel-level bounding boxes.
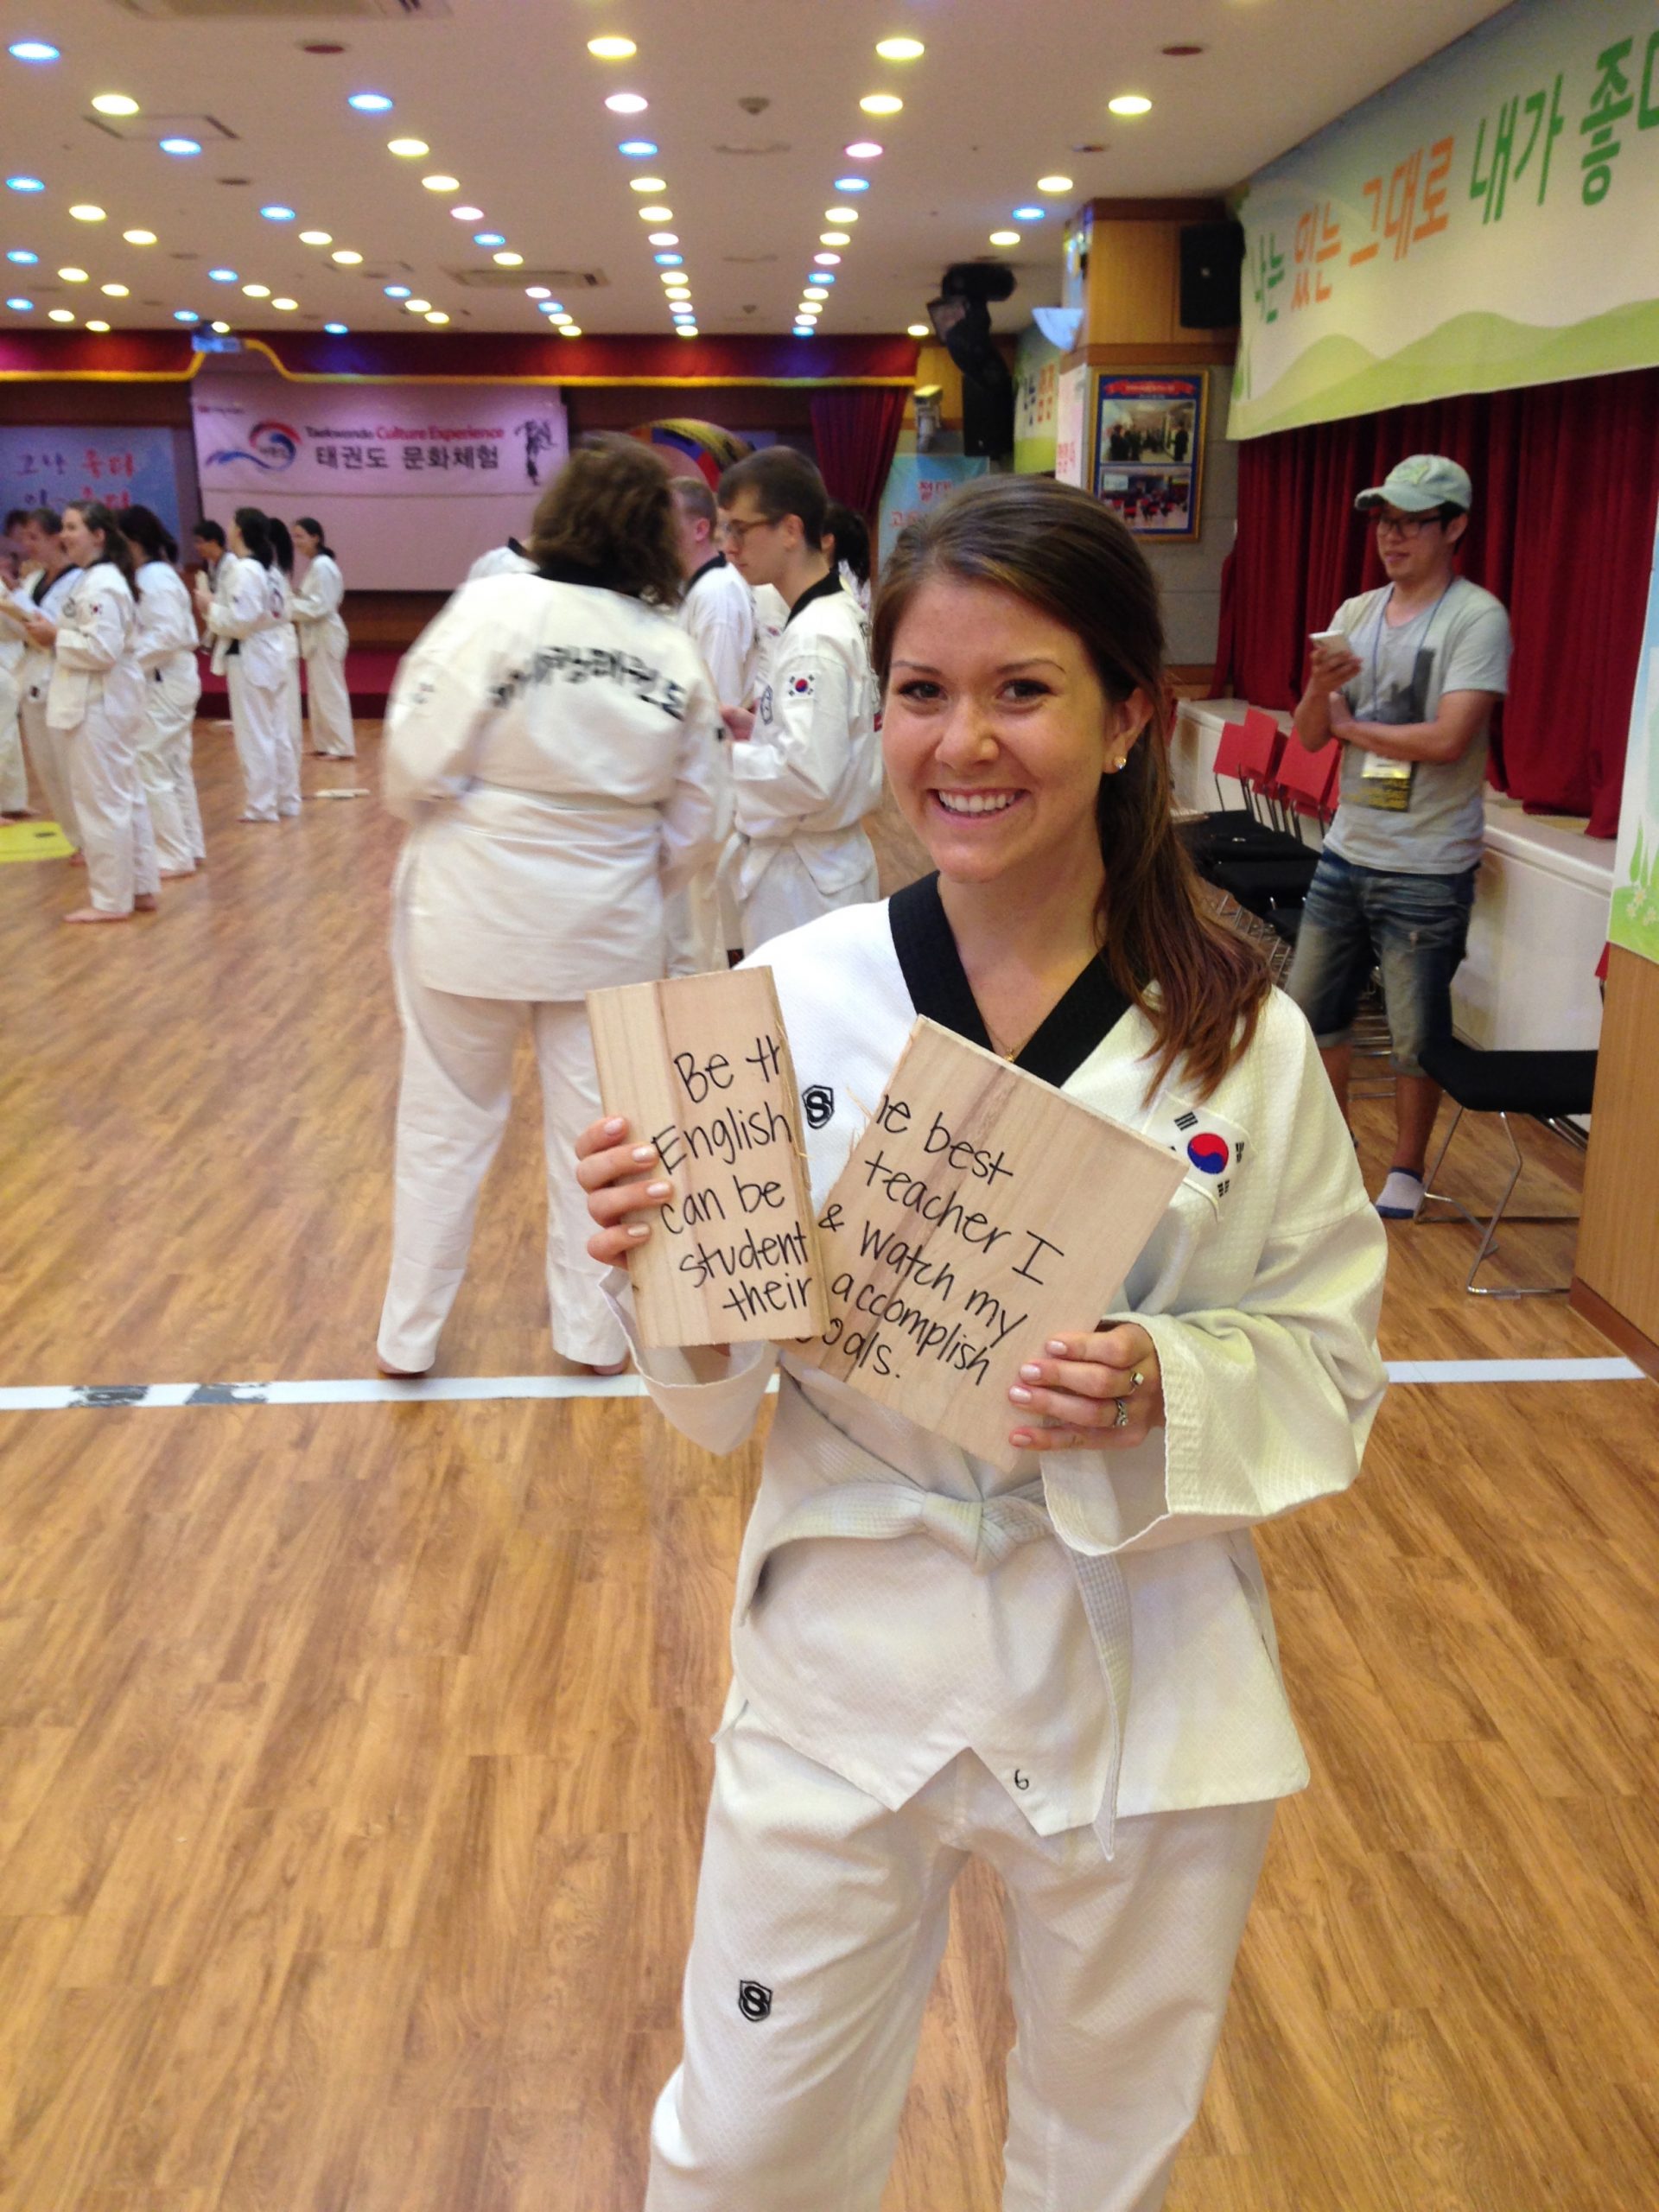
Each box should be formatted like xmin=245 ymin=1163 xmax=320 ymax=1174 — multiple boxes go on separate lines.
xmin=1285 ymin=454 xmax=1512 ymax=1222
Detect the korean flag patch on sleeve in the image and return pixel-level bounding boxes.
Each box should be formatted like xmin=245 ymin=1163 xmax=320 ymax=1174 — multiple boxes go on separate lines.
xmin=785 ymin=671 xmax=816 ymax=702
xmin=1143 ymin=1094 xmax=1252 ymax=1209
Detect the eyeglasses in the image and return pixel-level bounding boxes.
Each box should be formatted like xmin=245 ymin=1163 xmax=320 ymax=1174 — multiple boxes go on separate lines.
xmin=717 ymin=514 xmax=774 ymax=546
xmin=1372 ymin=509 xmax=1444 ymax=538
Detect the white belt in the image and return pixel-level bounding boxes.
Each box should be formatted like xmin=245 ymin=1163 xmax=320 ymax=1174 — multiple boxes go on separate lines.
xmin=735 ymin=1401 xmax=1135 ymax=1857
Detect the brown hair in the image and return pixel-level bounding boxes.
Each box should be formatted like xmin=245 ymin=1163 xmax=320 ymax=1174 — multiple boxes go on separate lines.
xmin=716 ymin=446 xmax=828 ymax=543
xmin=64 ymin=499 xmax=141 ymax=598
xmin=873 ymin=476 xmax=1268 ymax=1100
xmin=524 ymin=435 xmax=683 ymax=607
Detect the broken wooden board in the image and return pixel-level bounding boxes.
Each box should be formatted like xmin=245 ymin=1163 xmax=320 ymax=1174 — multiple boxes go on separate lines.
xmin=794 ymin=1016 xmax=1188 ymax=1469
xmin=587 ymin=966 xmax=828 ymax=1348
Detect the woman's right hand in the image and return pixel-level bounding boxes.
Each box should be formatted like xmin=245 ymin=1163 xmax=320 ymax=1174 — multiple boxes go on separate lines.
xmin=575 ymin=1116 xmax=674 ymax=1266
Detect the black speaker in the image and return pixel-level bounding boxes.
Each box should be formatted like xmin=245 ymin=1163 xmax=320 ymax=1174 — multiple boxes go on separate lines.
xmin=1179 ymin=221 xmax=1244 ymax=329
xmin=962 ymin=370 xmax=1014 ymax=459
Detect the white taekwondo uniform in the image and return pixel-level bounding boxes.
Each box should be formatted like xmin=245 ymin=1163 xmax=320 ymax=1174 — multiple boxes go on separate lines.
xmin=290 ymin=550 xmax=355 ymax=758
xmin=667 ymin=551 xmax=754 ymax=976
xmin=613 ymin=880 xmax=1389 ymax=2212
xmin=730 ymin=571 xmax=882 ymax=956
xmin=743 ymin=581 xmax=788 ymax=705
xmin=466 ymin=540 xmax=536 ymax=582
xmin=273 ymin=567 xmax=304 ymax=816
xmin=205 ymin=552 xmax=287 ymax=823
xmin=47 ymin=562 xmax=159 ymax=915
xmin=377 ymin=561 xmax=727 ymax=1373
xmin=16 ymin=564 xmax=82 ymax=846
xmin=0 ymin=602 xmax=26 ymax=815
xmin=132 ymin=558 xmax=205 ymax=872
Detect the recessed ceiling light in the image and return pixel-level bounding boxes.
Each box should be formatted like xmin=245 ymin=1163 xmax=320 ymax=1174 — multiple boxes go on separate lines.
xmin=159 ymin=138 xmax=200 ymax=156
xmin=123 ymin=227 xmax=156 ymax=245
xmin=404 ymin=297 xmax=431 ymax=313
xmin=385 ymin=283 xmax=411 ymax=297
xmin=474 ymin=231 xmax=505 ymax=245
xmin=58 ymin=266 xmax=88 ymax=283
xmin=348 ymin=92 xmax=393 ymax=111
xmin=875 ymin=36 xmax=925 ymax=60
xmin=451 ymin=205 xmax=483 ymax=220
xmin=387 ymin=137 xmax=429 ymax=158
xmin=101 ymin=282 xmax=130 ymax=296
xmin=85 ymin=318 xmax=111 ymax=331
xmin=261 ymin=204 xmax=296 ymax=222
xmin=605 ymin=92 xmax=648 ymax=113
xmin=588 ymin=35 xmax=637 ymax=58
xmin=10 ymin=41 xmax=60 ymax=62
xmin=208 ymin=267 xmax=238 ymax=282
xmin=7 ymin=250 xmax=37 ymax=264
xmin=843 ymin=143 xmax=882 ymax=160
xmin=92 ymin=92 xmax=140 ymax=115
xmin=804 ymin=285 xmax=828 ymax=300
xmin=814 ymin=251 xmax=842 ymax=265
xmin=654 ymin=251 xmax=683 ymax=266
xmin=525 ymin=283 xmax=550 ymax=299
xmin=69 ymin=205 xmax=105 ymax=223
xmin=833 ymin=176 xmax=871 ymax=192
xmin=558 ymin=324 xmax=582 ymax=337
xmin=1037 ymin=175 xmax=1073 ymax=194
xmin=793 ymin=324 xmax=814 ymax=337
xmin=810 ymin=270 xmax=836 ymax=283
xmin=331 ymin=249 xmax=363 ymax=264
xmin=825 ymin=207 xmax=858 ymax=223
xmin=272 ymin=296 xmax=297 ymax=310
xmin=647 ymin=231 xmax=677 ymax=245
xmin=906 ymin=322 xmax=929 ymax=337
xmin=637 ymin=205 xmax=672 ymax=221
xmin=170 ymin=308 xmax=197 ymax=323
xmin=989 ymin=230 xmax=1020 ymax=247
xmin=324 ymin=321 xmax=348 ymax=333
xmin=424 ymin=308 xmax=449 ymax=323
xmin=618 ymin=139 xmax=657 ymax=156
xmin=492 ymin=250 xmax=523 ymax=266
xmin=7 ymin=177 xmax=46 ymax=193
xmin=820 ymin=232 xmax=850 ymax=246
xmin=422 ymin=174 xmax=460 ymax=192
xmin=677 ymin=326 xmax=698 ymax=339
xmin=299 ymin=229 xmax=332 ymax=245
xmin=629 ymin=177 xmax=667 ymax=192
xmin=797 ymin=306 xmax=820 ymax=318
xmin=48 ymin=307 xmax=75 ymax=321
xmin=859 ymin=94 xmax=903 ymax=115
xmin=243 ymin=283 xmax=270 ymax=297
xmin=1108 ymin=93 xmax=1153 ymax=116
xmin=1012 ymin=206 xmax=1045 ymax=220
xmin=543 ymin=306 xmax=569 ymax=319
xmin=5 ymin=296 xmax=35 ymax=311
xmin=212 ymin=319 xmax=231 ymax=332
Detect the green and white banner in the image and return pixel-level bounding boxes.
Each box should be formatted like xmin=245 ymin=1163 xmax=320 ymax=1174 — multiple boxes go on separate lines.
xmin=1610 ymin=509 xmax=1659 ymax=969
xmin=1231 ymin=0 xmax=1659 ymax=440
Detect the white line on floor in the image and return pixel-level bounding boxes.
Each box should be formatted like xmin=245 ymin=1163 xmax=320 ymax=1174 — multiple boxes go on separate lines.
xmin=0 ymin=1356 xmax=1641 ymax=1414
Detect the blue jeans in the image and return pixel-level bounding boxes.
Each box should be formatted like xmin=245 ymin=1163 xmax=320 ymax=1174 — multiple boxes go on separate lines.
xmin=1284 ymin=851 xmax=1476 ymax=1077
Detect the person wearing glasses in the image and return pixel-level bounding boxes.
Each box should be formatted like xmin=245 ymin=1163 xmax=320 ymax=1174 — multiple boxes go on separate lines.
xmin=714 ymin=449 xmax=882 ymax=954
xmin=1285 ymin=455 xmax=1510 ymax=1222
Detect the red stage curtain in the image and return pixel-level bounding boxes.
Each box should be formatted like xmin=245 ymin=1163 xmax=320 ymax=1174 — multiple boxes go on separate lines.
xmin=1217 ymin=368 xmax=1659 ymax=836
xmin=810 ymin=387 xmax=908 ymax=524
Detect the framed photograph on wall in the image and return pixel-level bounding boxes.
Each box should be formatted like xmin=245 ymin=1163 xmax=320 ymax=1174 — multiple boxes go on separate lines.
xmin=1092 ymin=372 xmax=1206 ymax=541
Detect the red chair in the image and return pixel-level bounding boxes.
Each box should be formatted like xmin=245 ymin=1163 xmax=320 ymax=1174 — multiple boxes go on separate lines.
xmin=1276 ymin=733 xmax=1340 ymax=825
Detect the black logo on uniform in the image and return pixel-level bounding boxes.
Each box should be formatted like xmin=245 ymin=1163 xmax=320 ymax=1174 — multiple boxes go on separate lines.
xmin=738 ymin=1980 xmax=772 ymax=2022
xmin=803 ymin=1084 xmax=834 ymax=1129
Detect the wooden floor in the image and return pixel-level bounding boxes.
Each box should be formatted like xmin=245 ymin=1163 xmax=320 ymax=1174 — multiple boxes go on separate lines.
xmin=0 ymin=721 xmax=1654 ymax=2210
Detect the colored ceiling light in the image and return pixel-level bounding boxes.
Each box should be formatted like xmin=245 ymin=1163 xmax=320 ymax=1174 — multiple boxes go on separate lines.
xmin=989 ymin=229 xmax=1020 ymax=246
xmin=1108 ymin=93 xmax=1153 ymax=116
xmin=422 ymin=174 xmax=460 ymax=192
xmin=637 ymin=205 xmax=671 ymax=220
xmin=474 ymin=231 xmax=505 ymax=245
xmin=7 ymin=177 xmax=46 ymax=193
xmin=10 ymin=41 xmax=60 ymax=62
xmin=1037 ymin=175 xmax=1072 ymax=194
xmin=541 ymin=304 xmax=569 ymax=318
xmin=629 ymin=176 xmax=667 ymax=192
xmin=826 ymin=207 xmax=858 ymax=223
xmin=58 ymin=266 xmax=88 ymax=282
xmin=492 ymin=249 xmax=523 ymax=266
xmin=6 ymin=296 xmax=34 ymax=310
xmin=813 ymin=251 xmax=842 ymax=265
xmin=208 ymin=267 xmax=238 ymax=282
xmin=424 ymin=308 xmax=449 ymax=322
xmin=171 ymin=308 xmax=197 ymax=322
xmin=647 ymin=231 xmax=677 ymax=245
xmin=843 ymin=143 xmax=882 ymax=160
xmin=261 ymin=204 xmax=296 ymax=221
xmin=48 ymin=306 xmax=74 ymax=321
xmin=833 ymin=176 xmax=870 ymax=192
xmin=331 ymin=249 xmax=363 ymax=264
xmin=347 ymin=92 xmax=393 ymax=112
xmin=92 ymin=92 xmax=140 ymax=115
xmin=820 ymin=232 xmax=850 ymax=246
xmin=7 ymin=250 xmax=37 ymax=264
xmin=324 ymin=321 xmax=348 ymax=333
xmin=387 ymin=137 xmax=429 ymax=157
xmin=243 ymin=283 xmax=270 ymax=297
xmin=86 ymin=318 xmax=110 ymax=332
xmin=859 ymin=94 xmax=902 ymax=115
xmin=605 ymin=92 xmax=647 ymax=113
xmin=451 ymin=205 xmax=483 ymax=219
xmin=588 ymin=35 xmax=637 ymax=58
xmin=875 ymin=36 xmax=925 ymax=60
xmin=123 ymin=227 xmax=156 ymax=245
xmin=100 ymin=282 xmax=129 ymax=296
xmin=1012 ymin=205 xmax=1045 ymax=220
xmin=618 ymin=140 xmax=657 ymax=156
xmin=160 ymin=138 xmax=200 ymax=156
xmin=272 ymin=296 xmax=297 ymax=310
xmin=69 ymin=205 xmax=105 ymax=223
xmin=385 ymin=283 xmax=411 ymax=297
xmin=654 ymin=251 xmax=683 ymax=265
xmin=299 ymin=229 xmax=332 ymax=245
xmin=793 ymin=324 xmax=814 ymax=337
xmin=906 ymin=322 xmax=928 ymax=337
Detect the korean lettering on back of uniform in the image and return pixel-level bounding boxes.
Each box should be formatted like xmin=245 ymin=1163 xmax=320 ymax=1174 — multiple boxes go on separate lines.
xmin=490 ymin=642 xmax=687 ymax=721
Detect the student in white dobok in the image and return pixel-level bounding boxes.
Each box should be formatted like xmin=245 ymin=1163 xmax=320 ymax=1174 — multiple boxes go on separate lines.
xmin=123 ymin=505 xmax=205 ymax=877
xmin=266 ymin=517 xmax=306 ymax=818
xmin=24 ymin=500 xmax=159 ymax=924
xmin=715 ymin=448 xmax=883 ymax=955
xmin=196 ymin=508 xmax=288 ymax=825
xmin=0 ymin=507 xmax=28 ymax=817
xmin=666 ymin=474 xmax=754 ymax=974
xmin=0 ymin=506 xmax=82 ymax=851
xmin=290 ymin=514 xmax=355 ymax=759
xmin=375 ymin=437 xmax=725 ymax=1381
xmin=578 ymin=478 xmax=1388 ymax=2212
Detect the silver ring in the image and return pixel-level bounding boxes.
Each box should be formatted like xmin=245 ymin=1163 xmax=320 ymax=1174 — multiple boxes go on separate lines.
xmin=1130 ymin=1369 xmax=1147 ymax=1391
xmin=1113 ymin=1397 xmax=1129 ymax=1429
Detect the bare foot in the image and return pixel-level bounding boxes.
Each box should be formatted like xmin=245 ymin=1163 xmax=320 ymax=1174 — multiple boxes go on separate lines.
xmin=134 ymin=892 xmax=158 ymax=912
xmin=159 ymin=867 xmax=195 ymax=880
xmin=582 ymin=1356 xmax=632 ymax=1377
xmin=64 ymin=905 xmax=130 ymax=925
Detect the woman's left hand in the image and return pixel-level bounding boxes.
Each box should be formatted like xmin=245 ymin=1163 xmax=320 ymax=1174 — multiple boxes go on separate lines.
xmin=1007 ymin=1322 xmax=1163 ymax=1452
xmin=23 ymin=614 xmax=55 ymax=648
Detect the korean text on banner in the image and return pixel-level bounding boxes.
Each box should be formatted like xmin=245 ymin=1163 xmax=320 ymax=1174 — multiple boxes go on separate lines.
xmin=0 ymin=427 xmax=183 ymax=539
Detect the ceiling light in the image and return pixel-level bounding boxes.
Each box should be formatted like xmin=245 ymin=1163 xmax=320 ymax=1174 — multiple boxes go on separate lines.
xmin=425 ymin=309 xmax=449 ymax=323
xmin=647 ymin=231 xmax=677 ymax=245
xmin=1108 ymin=93 xmax=1153 ymax=116
xmin=558 ymin=324 xmax=582 ymax=337
xmin=212 ymin=319 xmax=231 ymax=333
xmin=48 ymin=307 xmax=74 ymax=321
xmin=618 ymin=139 xmax=658 ymax=156
xmin=6 ymin=296 xmax=32 ymax=310
xmin=843 ymin=143 xmax=882 ymax=160
xmin=637 ymin=205 xmax=672 ymax=220
xmin=629 ymin=176 xmax=667 ymax=192
xmin=85 ymin=318 xmax=110 ymax=332
xmin=989 ymin=229 xmax=1020 ymax=246
xmin=875 ymin=36 xmax=925 ymax=60
xmin=451 ymin=205 xmax=482 ymax=219
xmin=1012 ymin=205 xmax=1045 ymax=220
xmin=123 ymin=227 xmax=156 ymax=245
xmin=208 ymin=267 xmax=238 ymax=282
xmin=588 ymin=35 xmax=637 ymax=58
xmin=814 ymin=251 xmax=842 ymax=265
xmin=1037 ymin=175 xmax=1073 ymax=194
xmin=331 ymin=249 xmax=363 ymax=264
xmin=160 ymin=138 xmax=200 ymax=156
xmin=324 ymin=321 xmax=348 ymax=333
xmin=833 ymin=176 xmax=870 ymax=192
xmin=261 ymin=204 xmax=296 ymax=222
xmin=7 ymin=250 xmax=37 ymax=264
xmin=404 ymin=297 xmax=431 ymax=313
xmin=474 ymin=231 xmax=505 ymax=245
xmin=820 ymin=232 xmax=850 ymax=246
xmin=171 ymin=308 xmax=197 ymax=323
xmin=492 ymin=250 xmax=523 ymax=266
xmin=797 ymin=308 xmax=820 ymax=320
xmin=677 ymin=326 xmax=698 ymax=339
xmin=826 ymin=207 xmax=858 ymax=223
xmin=793 ymin=324 xmax=814 ymax=337
xmin=347 ymin=92 xmax=393 ymax=112
xmin=906 ymin=322 xmax=929 ymax=337
xmin=525 ymin=283 xmax=550 ymax=299
xmin=101 ymin=282 xmax=129 ymax=296
xmin=58 ymin=266 xmax=88 ymax=283
xmin=69 ymin=205 xmax=105 ymax=223
xmin=605 ymin=92 xmax=648 ymax=114
xmin=92 ymin=92 xmax=140 ymax=115
xmin=299 ymin=229 xmax=332 ymax=245
xmin=385 ymin=283 xmax=411 ymax=297
xmin=544 ymin=308 xmax=570 ymax=321
xmin=860 ymin=94 xmax=903 ymax=115
xmin=243 ymin=283 xmax=270 ymax=297
xmin=654 ymin=252 xmax=683 ymax=266
xmin=422 ymin=174 xmax=460 ymax=192
xmin=272 ymin=296 xmax=297 ymax=310
xmin=10 ymin=41 xmax=60 ymax=62
xmin=387 ymin=137 xmax=429 ymax=158
xmin=7 ymin=178 xmax=46 ymax=193
xmin=804 ymin=285 xmax=828 ymax=300
xmin=811 ymin=273 xmax=836 ymax=286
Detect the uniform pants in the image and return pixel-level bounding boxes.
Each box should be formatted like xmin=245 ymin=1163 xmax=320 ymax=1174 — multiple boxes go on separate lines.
xmin=739 ymin=835 xmax=879 ymax=957
xmin=664 ymin=865 xmax=728 ymax=976
xmin=648 ymin=1711 xmax=1274 ymax=2212
xmin=226 ymin=660 xmax=283 ymax=822
xmin=65 ymin=702 xmax=160 ymax=915
xmin=278 ymin=652 xmax=303 ymax=816
xmin=20 ymin=691 xmax=80 ymax=849
xmin=306 ymin=645 xmax=355 ymax=757
xmin=0 ymin=668 xmax=27 ymax=813
xmin=137 ymin=662 xmax=205 ymax=871
xmin=376 ymin=907 xmax=626 ymax=1371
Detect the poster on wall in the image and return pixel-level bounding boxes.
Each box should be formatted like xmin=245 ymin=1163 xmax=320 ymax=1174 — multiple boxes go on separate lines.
xmin=1093 ymin=373 xmax=1205 ymax=539
xmin=191 ymin=372 xmax=569 ymax=588
xmin=1232 ymin=0 xmax=1659 ymax=439
xmin=877 ymin=453 xmax=988 ymax=570
xmin=1013 ymin=325 xmax=1061 ymax=476
xmin=1609 ymin=509 xmax=1659 ymax=970
xmin=0 ymin=425 xmax=184 ymax=540
xmin=1053 ymin=363 xmax=1090 ymax=488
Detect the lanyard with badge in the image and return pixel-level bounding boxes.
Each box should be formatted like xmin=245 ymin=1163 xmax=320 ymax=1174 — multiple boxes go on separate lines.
xmin=1355 ymin=583 xmax=1452 ymax=811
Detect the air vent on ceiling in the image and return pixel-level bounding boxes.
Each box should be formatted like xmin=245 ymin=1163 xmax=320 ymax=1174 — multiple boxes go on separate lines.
xmin=87 ymin=111 xmax=238 ymax=143
xmin=712 ymin=141 xmax=791 ymax=158
xmin=721 ymin=253 xmax=778 ymax=265
xmin=451 ymin=266 xmax=608 ymax=291
xmin=113 ymin=0 xmax=449 ymax=18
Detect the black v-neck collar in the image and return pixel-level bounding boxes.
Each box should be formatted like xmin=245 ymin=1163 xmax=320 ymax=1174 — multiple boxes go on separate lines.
xmin=687 ymin=551 xmax=727 ymax=590
xmin=784 ymin=567 xmax=842 ymax=627
xmin=887 ymin=873 xmax=1134 ymax=1090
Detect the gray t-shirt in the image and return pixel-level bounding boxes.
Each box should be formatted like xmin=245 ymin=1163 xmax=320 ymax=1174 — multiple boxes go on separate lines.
xmin=1323 ymin=575 xmax=1511 ymax=875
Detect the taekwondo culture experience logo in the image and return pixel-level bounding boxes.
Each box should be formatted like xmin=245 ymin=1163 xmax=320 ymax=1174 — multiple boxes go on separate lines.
xmin=204 ymin=418 xmax=302 ymax=472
